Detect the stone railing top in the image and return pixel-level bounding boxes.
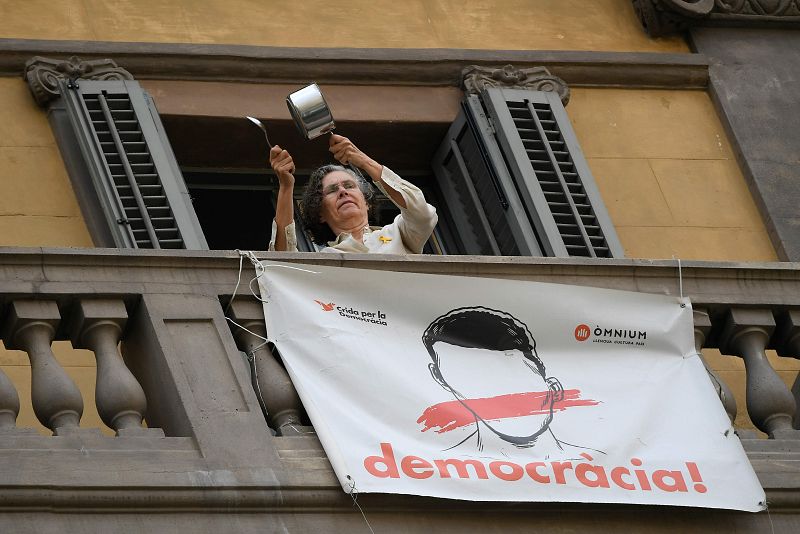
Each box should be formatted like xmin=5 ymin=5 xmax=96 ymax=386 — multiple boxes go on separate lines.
xmin=0 ymin=247 xmax=797 ymax=308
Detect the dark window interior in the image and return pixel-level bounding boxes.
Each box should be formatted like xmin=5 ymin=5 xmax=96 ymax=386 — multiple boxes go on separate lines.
xmin=167 ymin=116 xmax=460 ymax=253
xmin=184 ymin=172 xmax=275 ymax=251
xmin=183 ymin=169 xmax=457 ymax=253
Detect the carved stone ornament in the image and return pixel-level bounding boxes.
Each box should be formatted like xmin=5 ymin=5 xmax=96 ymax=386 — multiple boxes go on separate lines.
xmin=462 ymin=64 xmax=570 ymax=105
xmin=24 ymin=55 xmax=134 ymax=108
xmin=632 ymin=0 xmax=800 ymax=37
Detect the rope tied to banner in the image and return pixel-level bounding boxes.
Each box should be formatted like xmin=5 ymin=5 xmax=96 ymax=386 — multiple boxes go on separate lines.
xmin=346 ymin=475 xmax=376 ymax=534
xmin=672 ymin=255 xmax=685 ymax=308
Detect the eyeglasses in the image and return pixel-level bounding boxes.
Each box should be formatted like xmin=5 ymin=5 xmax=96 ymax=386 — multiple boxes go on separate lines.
xmin=322 ymin=179 xmax=359 ymax=196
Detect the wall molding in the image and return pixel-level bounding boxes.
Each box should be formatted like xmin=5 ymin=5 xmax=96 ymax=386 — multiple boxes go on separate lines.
xmin=0 ymin=38 xmax=709 ymax=89
xmin=24 ymin=55 xmax=134 ymax=107
xmin=462 ymin=64 xmax=570 ymax=104
xmin=633 ymin=0 xmax=800 ymax=36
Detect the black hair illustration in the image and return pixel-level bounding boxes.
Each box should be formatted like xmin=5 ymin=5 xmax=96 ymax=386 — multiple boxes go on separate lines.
xmin=422 ymin=306 xmax=565 ymax=450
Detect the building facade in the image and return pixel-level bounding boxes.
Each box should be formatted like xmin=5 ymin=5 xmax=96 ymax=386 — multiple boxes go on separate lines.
xmin=0 ymin=1 xmax=798 ymax=531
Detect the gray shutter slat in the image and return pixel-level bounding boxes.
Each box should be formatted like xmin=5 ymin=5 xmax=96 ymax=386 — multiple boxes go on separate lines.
xmin=447 ymin=136 xmax=502 ymax=256
xmin=431 ymin=113 xmax=498 ymax=255
xmin=61 ymin=79 xmax=208 ymax=250
xmin=140 ymin=85 xmax=208 ymax=250
xmin=431 ymin=99 xmax=543 ymax=256
xmin=463 ymin=96 xmax=545 ymax=256
xmin=62 ymin=81 xmax=136 ymax=248
xmin=482 ymin=88 xmax=624 ymax=258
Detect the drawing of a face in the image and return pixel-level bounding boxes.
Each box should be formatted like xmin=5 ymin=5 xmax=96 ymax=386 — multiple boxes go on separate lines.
xmin=421 ymin=307 xmax=564 ymax=448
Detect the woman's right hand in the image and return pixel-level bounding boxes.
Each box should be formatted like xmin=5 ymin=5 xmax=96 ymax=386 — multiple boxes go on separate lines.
xmin=269 ymin=145 xmax=295 ymax=187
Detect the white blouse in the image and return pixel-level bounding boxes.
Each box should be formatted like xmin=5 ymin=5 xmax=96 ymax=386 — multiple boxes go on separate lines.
xmin=269 ymin=166 xmax=438 ymax=254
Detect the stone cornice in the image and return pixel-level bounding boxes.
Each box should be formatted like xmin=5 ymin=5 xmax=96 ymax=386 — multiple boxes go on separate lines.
xmin=633 ymin=0 xmax=800 ymax=37
xmin=23 ymin=55 xmax=133 ymax=107
xmin=0 ymin=38 xmax=710 ymax=89
xmin=462 ymin=64 xmax=570 ymax=105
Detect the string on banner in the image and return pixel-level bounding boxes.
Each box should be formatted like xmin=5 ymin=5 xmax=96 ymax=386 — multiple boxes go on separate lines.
xmin=224 ymin=250 xmax=273 ymax=344
xmin=224 ymin=251 xmax=323 ymax=435
xmin=224 ymin=250 xmax=247 ymax=314
xmin=280 ymin=423 xmax=316 ymax=436
xmin=765 ymin=501 xmax=775 ymax=533
xmin=346 ymin=475 xmax=376 ymax=534
xmin=224 ymin=250 xmax=274 ymax=431
xmin=246 ymin=342 xmax=270 ymax=425
xmin=672 ymin=255 xmax=685 ymax=308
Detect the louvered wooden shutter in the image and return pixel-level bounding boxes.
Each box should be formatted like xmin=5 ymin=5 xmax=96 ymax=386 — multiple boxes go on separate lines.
xmin=431 ymin=96 xmax=544 ymax=256
xmin=61 ymin=80 xmax=207 ymax=249
xmin=481 ymin=88 xmax=623 ymax=258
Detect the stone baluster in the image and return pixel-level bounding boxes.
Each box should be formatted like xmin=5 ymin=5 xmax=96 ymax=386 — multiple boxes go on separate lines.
xmin=69 ymin=299 xmax=147 ymax=435
xmin=718 ymin=308 xmax=798 ymax=439
xmin=0 ymin=300 xmax=83 ymax=433
xmin=773 ymin=310 xmax=800 ymax=429
xmin=693 ymin=308 xmax=736 ymax=423
xmin=228 ymin=300 xmax=305 ymax=435
xmin=0 ymin=369 xmax=20 ymax=430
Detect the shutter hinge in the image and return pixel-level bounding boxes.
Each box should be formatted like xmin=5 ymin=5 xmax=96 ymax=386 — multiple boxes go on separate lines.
xmin=486 ymin=117 xmax=497 ymax=135
xmin=116 ymin=218 xmax=130 ymax=225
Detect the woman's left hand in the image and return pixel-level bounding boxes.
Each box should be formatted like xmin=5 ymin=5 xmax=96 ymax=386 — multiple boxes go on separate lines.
xmin=329 ymin=134 xmax=383 ymax=182
xmin=329 ymin=134 xmax=371 ymax=169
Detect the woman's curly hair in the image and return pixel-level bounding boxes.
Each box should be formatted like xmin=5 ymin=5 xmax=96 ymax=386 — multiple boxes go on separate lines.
xmin=300 ymin=164 xmax=376 ymax=245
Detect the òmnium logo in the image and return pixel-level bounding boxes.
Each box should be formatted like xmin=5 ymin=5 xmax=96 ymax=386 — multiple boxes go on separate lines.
xmin=573 ymin=323 xmax=648 ymax=347
xmin=314 ymin=299 xmax=389 ymax=326
xmin=574 ymin=324 xmax=591 ymax=342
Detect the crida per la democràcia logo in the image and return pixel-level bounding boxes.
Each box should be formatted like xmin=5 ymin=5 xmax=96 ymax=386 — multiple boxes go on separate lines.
xmin=314 ymin=299 xmax=388 ymax=326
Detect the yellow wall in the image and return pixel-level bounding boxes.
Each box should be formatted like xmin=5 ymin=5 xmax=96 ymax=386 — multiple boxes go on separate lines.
xmin=0 ymin=79 xmax=93 ymax=248
xmin=0 ymin=0 xmax=686 ymax=52
xmin=569 ymin=88 xmax=777 ymax=262
xmin=0 ymin=79 xmax=101 ymax=434
xmin=567 ymin=88 xmax=787 ymax=433
xmin=1 ymin=342 xmax=109 ymax=436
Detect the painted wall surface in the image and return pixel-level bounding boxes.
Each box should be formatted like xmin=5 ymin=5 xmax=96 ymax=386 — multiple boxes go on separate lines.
xmin=569 ymin=88 xmax=777 ymax=262
xmin=0 ymin=79 xmax=92 ymax=248
xmin=568 ymin=88 xmax=788 ymax=434
xmin=0 ymin=0 xmax=687 ymax=52
xmin=0 ymin=79 xmax=101 ymax=434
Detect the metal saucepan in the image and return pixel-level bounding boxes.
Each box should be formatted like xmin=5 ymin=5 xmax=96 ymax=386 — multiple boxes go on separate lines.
xmin=286 ymin=83 xmax=369 ymax=182
xmin=286 ymin=83 xmax=336 ymax=140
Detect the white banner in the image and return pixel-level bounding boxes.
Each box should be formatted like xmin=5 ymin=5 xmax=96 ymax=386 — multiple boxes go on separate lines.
xmin=258 ymin=261 xmax=764 ymax=511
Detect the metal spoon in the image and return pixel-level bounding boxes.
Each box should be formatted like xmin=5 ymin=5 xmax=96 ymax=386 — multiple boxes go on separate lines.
xmin=245 ymin=116 xmax=273 ymax=149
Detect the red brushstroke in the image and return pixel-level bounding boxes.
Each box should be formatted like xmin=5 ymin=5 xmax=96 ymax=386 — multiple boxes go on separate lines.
xmin=417 ymin=389 xmax=598 ymax=434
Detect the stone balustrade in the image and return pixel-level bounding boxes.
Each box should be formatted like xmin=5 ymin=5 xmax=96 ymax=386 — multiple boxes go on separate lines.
xmin=227 ymin=299 xmax=307 ymax=436
xmin=0 ymin=248 xmax=797 ymax=529
xmin=0 ymin=298 xmax=155 ymax=436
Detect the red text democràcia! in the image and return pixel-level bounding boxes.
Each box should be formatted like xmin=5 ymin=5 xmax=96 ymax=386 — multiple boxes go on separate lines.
xmin=363 ymin=442 xmax=707 ymax=493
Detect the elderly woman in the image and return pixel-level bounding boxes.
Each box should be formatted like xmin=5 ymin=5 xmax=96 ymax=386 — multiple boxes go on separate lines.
xmin=268 ymin=134 xmax=437 ymax=253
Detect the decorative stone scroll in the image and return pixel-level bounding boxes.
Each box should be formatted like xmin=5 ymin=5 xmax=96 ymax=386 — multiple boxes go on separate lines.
xmin=23 ymin=55 xmax=134 ymax=108
xmin=633 ymin=0 xmax=800 ymax=37
xmin=462 ymin=64 xmax=570 ymax=105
